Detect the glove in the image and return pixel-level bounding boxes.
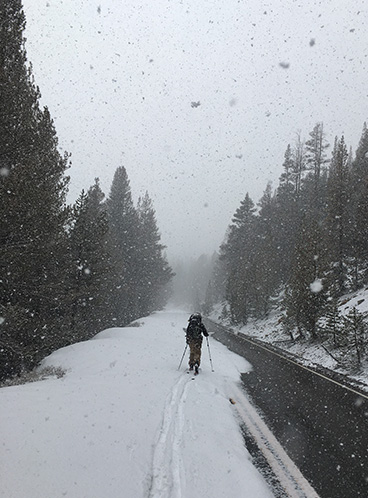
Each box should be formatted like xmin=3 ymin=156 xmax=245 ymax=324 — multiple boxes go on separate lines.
xmin=204 ymin=331 xmax=209 ymax=337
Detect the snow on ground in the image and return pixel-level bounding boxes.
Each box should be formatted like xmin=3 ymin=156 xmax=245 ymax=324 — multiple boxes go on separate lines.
xmin=210 ymin=288 xmax=368 ymax=389
xmin=0 ymin=309 xmax=273 ymax=498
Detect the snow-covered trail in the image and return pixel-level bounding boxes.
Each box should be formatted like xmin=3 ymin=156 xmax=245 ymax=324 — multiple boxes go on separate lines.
xmin=0 ymin=309 xmax=273 ymax=498
xmin=149 ymin=372 xmax=189 ymax=498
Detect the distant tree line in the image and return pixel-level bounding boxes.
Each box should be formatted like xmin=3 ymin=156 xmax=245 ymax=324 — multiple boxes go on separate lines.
xmin=171 ymin=254 xmax=217 ymax=311
xmin=206 ymin=122 xmax=368 ymax=364
xmin=0 ymin=1 xmax=173 ymax=380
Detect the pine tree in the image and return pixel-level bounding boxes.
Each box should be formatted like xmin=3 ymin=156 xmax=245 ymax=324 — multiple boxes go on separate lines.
xmin=106 ymin=166 xmax=139 ymax=324
xmin=304 ymin=122 xmax=329 ymax=218
xmin=342 ymin=307 xmax=366 ymax=365
xmin=279 ymin=144 xmax=294 ymax=193
xmin=0 ymin=1 xmax=37 ymax=170
xmin=349 ymin=123 xmax=368 ymax=286
xmin=202 ymin=279 xmax=215 ymax=315
xmin=292 ymin=132 xmax=306 ymax=197
xmin=283 ymin=218 xmax=328 ymax=339
xmin=67 ymin=179 xmax=111 ymax=342
xmin=252 ymin=183 xmax=279 ymax=317
xmin=326 ymin=136 xmax=351 ymax=295
xmin=323 ymin=299 xmax=343 ymax=346
xmin=136 ymin=192 xmax=173 ymax=315
xmin=274 ymin=144 xmax=300 ymax=284
xmin=221 ymin=193 xmax=256 ymax=324
xmin=305 ymin=123 xmax=329 ymax=189
xmin=0 ymin=1 xmax=70 ymax=377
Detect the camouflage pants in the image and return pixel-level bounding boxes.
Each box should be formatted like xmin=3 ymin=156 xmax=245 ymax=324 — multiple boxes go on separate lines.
xmin=188 ymin=338 xmax=203 ymax=367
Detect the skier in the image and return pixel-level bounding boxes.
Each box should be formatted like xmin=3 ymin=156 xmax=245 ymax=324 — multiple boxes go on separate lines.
xmin=185 ymin=312 xmax=208 ymax=374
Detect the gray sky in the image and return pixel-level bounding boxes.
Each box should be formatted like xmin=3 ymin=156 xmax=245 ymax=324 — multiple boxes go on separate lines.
xmin=22 ymin=0 xmax=368 ymax=260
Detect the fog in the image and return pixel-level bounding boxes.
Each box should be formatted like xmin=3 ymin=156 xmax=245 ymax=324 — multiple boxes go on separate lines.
xmin=22 ymin=0 xmax=368 ymax=260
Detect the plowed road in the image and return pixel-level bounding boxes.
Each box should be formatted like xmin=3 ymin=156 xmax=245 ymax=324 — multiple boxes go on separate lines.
xmin=208 ymin=320 xmax=368 ymax=498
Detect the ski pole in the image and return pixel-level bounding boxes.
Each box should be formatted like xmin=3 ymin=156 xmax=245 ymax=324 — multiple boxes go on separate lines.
xmin=178 ymin=344 xmax=188 ymax=370
xmin=206 ymin=336 xmax=214 ymax=372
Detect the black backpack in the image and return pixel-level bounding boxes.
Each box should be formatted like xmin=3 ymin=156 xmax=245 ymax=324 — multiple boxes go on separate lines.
xmin=187 ymin=317 xmax=203 ymax=340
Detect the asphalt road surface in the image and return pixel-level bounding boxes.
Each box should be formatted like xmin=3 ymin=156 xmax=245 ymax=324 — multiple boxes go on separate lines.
xmin=207 ymin=319 xmax=368 ymax=498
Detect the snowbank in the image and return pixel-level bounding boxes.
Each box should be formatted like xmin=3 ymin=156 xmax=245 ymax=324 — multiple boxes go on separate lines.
xmin=0 ymin=310 xmax=272 ymax=498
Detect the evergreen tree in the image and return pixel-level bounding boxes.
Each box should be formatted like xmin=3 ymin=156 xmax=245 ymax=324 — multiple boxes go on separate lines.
xmin=305 ymin=123 xmax=329 ymax=189
xmin=342 ymin=307 xmax=366 ymax=365
xmin=279 ymin=144 xmax=294 ymax=192
xmin=0 ymin=3 xmax=175 ymax=380
xmin=67 ymin=179 xmax=111 ymax=342
xmin=136 ymin=192 xmax=173 ymax=315
xmin=202 ymin=279 xmax=215 ymax=315
xmin=350 ymin=123 xmax=368 ymax=286
xmin=326 ymin=136 xmax=351 ymax=295
xmin=0 ymin=1 xmax=37 ymax=170
xmin=283 ymin=218 xmax=328 ymax=339
xmin=0 ymin=1 xmax=70 ymax=377
xmin=252 ymin=183 xmax=279 ymax=317
xmin=274 ymin=144 xmax=300 ymax=284
xmin=291 ymin=132 xmax=306 ymax=197
xmin=323 ymin=299 xmax=343 ymax=347
xmin=106 ymin=166 xmax=139 ymax=324
xmin=304 ymin=122 xmax=329 ymax=217
xmin=221 ymin=193 xmax=256 ymax=324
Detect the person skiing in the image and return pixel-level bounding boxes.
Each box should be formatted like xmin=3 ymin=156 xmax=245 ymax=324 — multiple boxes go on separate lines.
xmin=185 ymin=312 xmax=208 ymax=374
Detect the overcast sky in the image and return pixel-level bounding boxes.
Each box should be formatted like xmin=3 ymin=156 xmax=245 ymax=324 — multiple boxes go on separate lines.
xmin=22 ymin=0 xmax=368 ymax=260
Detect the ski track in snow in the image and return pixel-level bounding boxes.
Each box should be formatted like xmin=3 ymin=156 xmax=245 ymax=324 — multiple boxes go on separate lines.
xmin=0 ymin=311 xmax=282 ymax=498
xmin=149 ymin=373 xmax=191 ymax=498
xmin=148 ymin=368 xmax=319 ymax=498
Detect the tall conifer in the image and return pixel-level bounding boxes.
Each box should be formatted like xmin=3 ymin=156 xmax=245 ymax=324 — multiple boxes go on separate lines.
xmin=106 ymin=166 xmax=140 ymax=324
xmin=221 ymin=193 xmax=256 ymax=323
xmin=0 ymin=1 xmax=70 ymax=376
xmin=136 ymin=192 xmax=173 ymax=315
xmin=67 ymin=179 xmax=111 ymax=342
xmin=326 ymin=136 xmax=351 ymax=294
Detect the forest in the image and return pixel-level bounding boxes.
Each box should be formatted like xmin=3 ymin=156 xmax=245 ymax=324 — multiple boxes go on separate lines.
xmin=2 ymin=1 xmax=368 ymax=380
xmin=0 ymin=2 xmax=173 ymax=380
xmin=199 ymin=123 xmax=368 ymax=366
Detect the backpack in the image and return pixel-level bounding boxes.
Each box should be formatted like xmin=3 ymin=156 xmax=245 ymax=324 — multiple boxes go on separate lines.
xmin=187 ymin=317 xmax=203 ymax=340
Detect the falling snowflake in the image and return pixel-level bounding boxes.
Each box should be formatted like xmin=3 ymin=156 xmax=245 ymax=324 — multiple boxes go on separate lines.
xmin=310 ymin=279 xmax=323 ymax=293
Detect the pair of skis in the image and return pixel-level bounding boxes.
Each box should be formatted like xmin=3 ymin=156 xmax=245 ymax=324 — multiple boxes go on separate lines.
xmin=186 ymin=367 xmax=199 ymax=380
xmin=187 ymin=364 xmax=199 ymax=376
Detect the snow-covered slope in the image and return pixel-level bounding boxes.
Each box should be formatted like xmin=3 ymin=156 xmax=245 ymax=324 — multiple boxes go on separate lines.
xmin=210 ymin=288 xmax=368 ymax=389
xmin=0 ymin=310 xmax=273 ymax=498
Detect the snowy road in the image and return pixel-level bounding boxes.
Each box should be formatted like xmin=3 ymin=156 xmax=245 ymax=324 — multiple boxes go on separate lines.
xmin=1 ymin=310 xmax=277 ymax=498
xmin=209 ymin=319 xmax=368 ymax=498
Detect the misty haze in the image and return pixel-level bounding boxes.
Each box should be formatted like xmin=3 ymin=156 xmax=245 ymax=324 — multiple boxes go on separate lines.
xmin=1 ymin=1 xmax=368 ymax=497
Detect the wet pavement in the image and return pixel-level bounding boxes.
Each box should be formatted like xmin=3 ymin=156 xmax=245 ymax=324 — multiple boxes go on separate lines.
xmin=207 ymin=320 xmax=368 ymax=498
